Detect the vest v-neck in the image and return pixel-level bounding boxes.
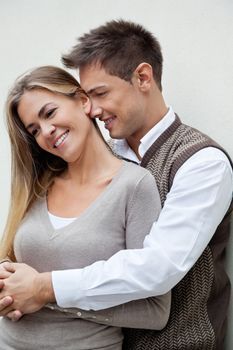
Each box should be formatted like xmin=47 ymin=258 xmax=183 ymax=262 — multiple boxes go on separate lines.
xmin=141 ymin=114 xmax=181 ymax=168
xmin=39 ymin=160 xmax=128 ymax=237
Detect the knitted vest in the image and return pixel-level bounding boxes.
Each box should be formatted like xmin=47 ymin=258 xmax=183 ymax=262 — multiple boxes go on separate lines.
xmin=122 ymin=116 xmax=233 ymax=350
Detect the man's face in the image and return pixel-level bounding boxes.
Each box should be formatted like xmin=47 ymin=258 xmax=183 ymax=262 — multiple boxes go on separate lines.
xmin=80 ymin=64 xmax=147 ymax=141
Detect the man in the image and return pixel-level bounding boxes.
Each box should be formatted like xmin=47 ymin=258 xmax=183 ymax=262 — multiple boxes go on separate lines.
xmin=0 ymin=20 xmax=232 ymax=349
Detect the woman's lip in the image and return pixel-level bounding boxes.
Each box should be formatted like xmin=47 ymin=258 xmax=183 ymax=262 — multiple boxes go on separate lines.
xmin=53 ymin=130 xmax=69 ymax=148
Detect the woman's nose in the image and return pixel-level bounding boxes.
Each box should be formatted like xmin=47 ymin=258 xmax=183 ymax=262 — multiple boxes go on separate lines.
xmin=41 ymin=123 xmax=56 ymax=137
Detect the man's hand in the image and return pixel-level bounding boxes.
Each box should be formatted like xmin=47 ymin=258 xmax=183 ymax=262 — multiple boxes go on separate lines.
xmin=0 ymin=262 xmax=55 ymax=317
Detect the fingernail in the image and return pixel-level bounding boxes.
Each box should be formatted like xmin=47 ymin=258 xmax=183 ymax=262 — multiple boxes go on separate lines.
xmin=3 ymin=296 xmax=13 ymax=306
xmin=12 ymin=311 xmax=22 ymax=322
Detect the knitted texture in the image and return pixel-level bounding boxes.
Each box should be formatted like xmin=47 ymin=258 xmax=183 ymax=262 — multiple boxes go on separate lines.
xmin=123 ymin=116 xmax=233 ymax=350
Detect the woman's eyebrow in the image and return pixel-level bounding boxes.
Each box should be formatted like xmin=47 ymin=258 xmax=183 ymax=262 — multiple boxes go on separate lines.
xmin=38 ymin=103 xmax=51 ymax=117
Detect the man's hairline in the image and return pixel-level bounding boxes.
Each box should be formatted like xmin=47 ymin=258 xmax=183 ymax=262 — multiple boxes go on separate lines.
xmin=78 ymin=62 xmax=135 ymax=94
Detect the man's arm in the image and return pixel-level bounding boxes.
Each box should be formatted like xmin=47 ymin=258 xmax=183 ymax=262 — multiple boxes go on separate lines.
xmin=0 ymin=261 xmax=170 ymax=329
xmin=54 ymin=171 xmax=170 ymax=330
xmin=1 ymin=148 xmax=232 ymax=313
xmin=52 ymin=148 xmax=233 ymax=310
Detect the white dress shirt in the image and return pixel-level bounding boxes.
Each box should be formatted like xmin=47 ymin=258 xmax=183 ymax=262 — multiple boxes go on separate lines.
xmin=52 ymin=108 xmax=233 ymax=310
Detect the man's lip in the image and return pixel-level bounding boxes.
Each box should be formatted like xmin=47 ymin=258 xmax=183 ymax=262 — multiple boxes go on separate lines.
xmin=100 ymin=115 xmax=116 ymax=122
xmin=101 ymin=116 xmax=116 ymax=130
xmin=53 ymin=130 xmax=69 ymax=148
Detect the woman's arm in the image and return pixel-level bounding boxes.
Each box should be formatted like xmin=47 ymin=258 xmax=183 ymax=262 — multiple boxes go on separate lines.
xmin=0 ymin=258 xmax=12 ymax=264
xmin=48 ymin=292 xmax=170 ymax=330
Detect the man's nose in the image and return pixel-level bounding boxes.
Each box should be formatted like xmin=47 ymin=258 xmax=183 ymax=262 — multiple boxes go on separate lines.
xmin=89 ymin=102 xmax=103 ymax=119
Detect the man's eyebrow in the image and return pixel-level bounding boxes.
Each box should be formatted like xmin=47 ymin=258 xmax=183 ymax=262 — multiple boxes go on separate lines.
xmin=86 ymin=85 xmax=106 ymax=95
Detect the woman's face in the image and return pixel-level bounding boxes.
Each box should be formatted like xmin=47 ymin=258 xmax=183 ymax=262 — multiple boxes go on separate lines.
xmin=17 ymin=88 xmax=92 ymax=163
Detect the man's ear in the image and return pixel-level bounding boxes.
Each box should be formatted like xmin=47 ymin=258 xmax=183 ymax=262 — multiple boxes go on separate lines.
xmin=133 ymin=63 xmax=153 ymax=91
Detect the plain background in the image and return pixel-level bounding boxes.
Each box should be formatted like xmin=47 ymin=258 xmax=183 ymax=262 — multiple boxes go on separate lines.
xmin=0 ymin=0 xmax=232 ymax=347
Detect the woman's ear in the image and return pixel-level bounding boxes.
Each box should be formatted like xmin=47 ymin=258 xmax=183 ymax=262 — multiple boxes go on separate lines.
xmin=133 ymin=63 xmax=153 ymax=91
xmin=79 ymin=93 xmax=91 ymax=115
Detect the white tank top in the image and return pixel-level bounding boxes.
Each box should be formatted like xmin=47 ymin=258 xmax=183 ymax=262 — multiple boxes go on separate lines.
xmin=48 ymin=212 xmax=76 ymax=229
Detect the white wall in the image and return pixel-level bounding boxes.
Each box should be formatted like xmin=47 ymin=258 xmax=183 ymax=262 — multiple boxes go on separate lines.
xmin=0 ymin=0 xmax=232 ymax=347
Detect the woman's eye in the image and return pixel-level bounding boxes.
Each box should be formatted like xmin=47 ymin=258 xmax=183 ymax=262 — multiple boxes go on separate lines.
xmin=31 ymin=128 xmax=39 ymax=137
xmin=45 ymin=108 xmax=56 ymax=118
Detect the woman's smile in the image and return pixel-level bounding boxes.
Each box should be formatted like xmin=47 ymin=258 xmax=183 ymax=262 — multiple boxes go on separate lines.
xmin=53 ymin=130 xmax=70 ymax=148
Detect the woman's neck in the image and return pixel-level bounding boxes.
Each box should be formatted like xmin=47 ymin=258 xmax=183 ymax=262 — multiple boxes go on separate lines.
xmin=47 ymin=131 xmax=123 ymax=217
xmin=64 ymin=130 xmax=122 ymax=185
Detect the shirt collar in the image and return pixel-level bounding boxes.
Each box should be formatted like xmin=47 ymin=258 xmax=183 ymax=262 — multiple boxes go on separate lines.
xmin=111 ymin=107 xmax=176 ymax=162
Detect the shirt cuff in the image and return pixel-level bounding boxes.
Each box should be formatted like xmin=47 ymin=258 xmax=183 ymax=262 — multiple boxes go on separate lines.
xmin=52 ymin=269 xmax=88 ymax=309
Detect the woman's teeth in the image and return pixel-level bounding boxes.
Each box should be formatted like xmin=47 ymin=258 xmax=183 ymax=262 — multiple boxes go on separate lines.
xmin=54 ymin=131 xmax=69 ymax=148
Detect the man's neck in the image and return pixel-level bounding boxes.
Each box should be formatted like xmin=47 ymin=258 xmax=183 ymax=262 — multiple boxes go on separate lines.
xmin=126 ymin=138 xmax=141 ymax=160
xmin=126 ymin=106 xmax=169 ymax=159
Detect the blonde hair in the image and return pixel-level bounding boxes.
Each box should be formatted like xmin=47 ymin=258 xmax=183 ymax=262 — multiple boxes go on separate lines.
xmin=0 ymin=65 xmax=97 ymax=260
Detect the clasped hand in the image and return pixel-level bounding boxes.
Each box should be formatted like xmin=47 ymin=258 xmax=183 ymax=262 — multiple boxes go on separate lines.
xmin=0 ymin=262 xmax=47 ymax=321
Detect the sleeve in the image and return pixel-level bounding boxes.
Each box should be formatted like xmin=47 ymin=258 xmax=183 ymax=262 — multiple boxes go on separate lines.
xmin=52 ymin=172 xmax=171 ymax=330
xmin=0 ymin=258 xmax=11 ymax=264
xmin=52 ymin=148 xmax=232 ymax=310
xmin=48 ymin=291 xmax=171 ymax=330
xmin=125 ymin=171 xmax=161 ymax=249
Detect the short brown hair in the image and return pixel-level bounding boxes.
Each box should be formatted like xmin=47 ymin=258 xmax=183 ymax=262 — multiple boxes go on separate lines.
xmin=62 ymin=19 xmax=163 ymax=90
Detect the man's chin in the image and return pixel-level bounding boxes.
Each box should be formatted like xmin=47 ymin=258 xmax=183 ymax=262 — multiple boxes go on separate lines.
xmin=109 ymin=132 xmax=123 ymax=140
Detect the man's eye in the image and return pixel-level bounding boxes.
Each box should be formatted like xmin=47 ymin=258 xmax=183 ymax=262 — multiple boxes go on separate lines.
xmin=96 ymin=92 xmax=107 ymax=97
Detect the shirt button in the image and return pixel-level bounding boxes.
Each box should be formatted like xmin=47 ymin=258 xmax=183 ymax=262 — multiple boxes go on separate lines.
xmin=77 ymin=311 xmax=82 ymax=317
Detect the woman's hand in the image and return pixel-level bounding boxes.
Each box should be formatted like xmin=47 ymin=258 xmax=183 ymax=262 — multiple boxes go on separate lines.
xmin=0 ymin=260 xmax=13 ymax=278
xmin=0 ymin=262 xmax=15 ymax=317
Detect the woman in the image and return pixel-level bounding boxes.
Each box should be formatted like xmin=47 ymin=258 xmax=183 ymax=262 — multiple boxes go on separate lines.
xmin=0 ymin=66 xmax=170 ymax=349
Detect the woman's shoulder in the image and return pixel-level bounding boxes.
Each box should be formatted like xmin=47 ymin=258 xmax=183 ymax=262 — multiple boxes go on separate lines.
xmin=119 ymin=160 xmax=160 ymax=208
xmin=120 ymin=160 xmax=155 ymax=187
xmin=122 ymin=159 xmax=154 ymax=178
